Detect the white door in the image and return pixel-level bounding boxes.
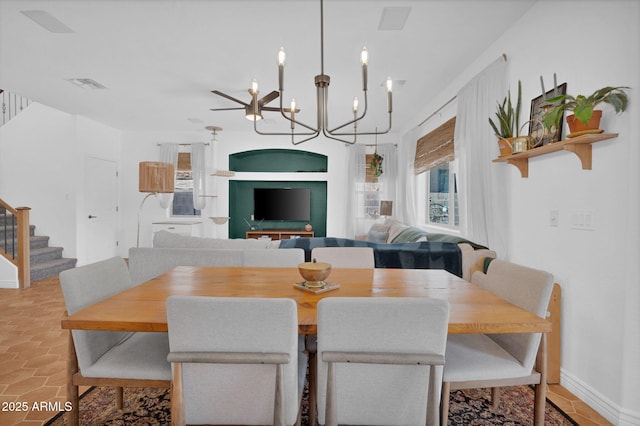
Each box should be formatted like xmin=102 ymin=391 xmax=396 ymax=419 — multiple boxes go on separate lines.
xmin=85 ymin=157 xmax=118 ymax=263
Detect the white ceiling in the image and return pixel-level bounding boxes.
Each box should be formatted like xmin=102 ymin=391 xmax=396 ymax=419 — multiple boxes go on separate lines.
xmin=0 ymin=0 xmax=536 ymax=141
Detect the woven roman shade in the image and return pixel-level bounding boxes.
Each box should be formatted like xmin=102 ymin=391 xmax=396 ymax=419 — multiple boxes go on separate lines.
xmin=177 ymin=152 xmax=191 ymax=171
xmin=414 ymin=116 xmax=456 ymax=175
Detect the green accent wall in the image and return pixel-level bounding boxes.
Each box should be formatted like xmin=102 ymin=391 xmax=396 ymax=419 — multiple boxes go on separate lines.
xmin=229 ymin=149 xmax=328 ymax=173
xmin=227 ymin=149 xmax=328 ymax=239
xmin=229 ymin=180 xmax=327 ymax=239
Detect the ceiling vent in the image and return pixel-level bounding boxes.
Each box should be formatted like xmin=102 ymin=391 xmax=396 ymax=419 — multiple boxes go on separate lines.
xmin=66 ymin=78 xmax=108 ymax=90
xmin=20 ymin=10 xmax=74 ymax=33
xmin=378 ymin=7 xmax=412 ymax=31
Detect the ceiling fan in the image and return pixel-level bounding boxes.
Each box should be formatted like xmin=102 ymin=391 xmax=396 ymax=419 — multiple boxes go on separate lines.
xmin=211 ymin=85 xmax=299 ymax=121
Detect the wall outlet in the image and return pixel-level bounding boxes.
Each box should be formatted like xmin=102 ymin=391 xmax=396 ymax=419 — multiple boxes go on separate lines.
xmin=549 ymin=209 xmax=559 ymax=227
xmin=571 ymin=209 xmax=595 ymax=231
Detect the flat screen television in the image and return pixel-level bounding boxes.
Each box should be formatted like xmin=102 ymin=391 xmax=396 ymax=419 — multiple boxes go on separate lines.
xmin=253 ymin=188 xmax=311 ymax=221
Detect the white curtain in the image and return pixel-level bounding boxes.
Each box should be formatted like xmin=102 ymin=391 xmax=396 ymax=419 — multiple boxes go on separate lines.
xmin=157 ymin=143 xmax=178 ymax=209
xmin=397 ymin=130 xmax=419 ymax=225
xmin=191 ymin=142 xmax=207 ymax=210
xmin=454 ymin=55 xmax=509 ymax=256
xmin=376 ymin=144 xmax=397 ymax=209
xmin=345 ymin=144 xmax=366 ymax=238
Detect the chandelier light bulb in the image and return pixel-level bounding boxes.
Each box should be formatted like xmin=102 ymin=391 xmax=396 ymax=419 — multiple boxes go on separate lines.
xmin=278 ymin=47 xmax=286 ymax=66
xmin=360 ymin=47 xmax=368 ymax=66
xmin=352 ymin=97 xmax=359 ymax=113
xmin=251 ymin=78 xmax=259 ymax=94
xmin=386 ymin=77 xmax=393 ymax=92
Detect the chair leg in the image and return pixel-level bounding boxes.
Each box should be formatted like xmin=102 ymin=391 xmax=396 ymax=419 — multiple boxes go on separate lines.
xmin=306 ymin=335 xmax=317 ymax=426
xmin=116 ymin=387 xmax=124 ymax=409
xmin=171 ymin=363 xmax=186 ymax=426
xmin=67 ymin=332 xmax=79 ymax=426
xmin=533 ymin=333 xmax=548 ymax=426
xmin=440 ymin=381 xmax=450 ymax=426
xmin=491 ymin=387 xmax=501 ymax=408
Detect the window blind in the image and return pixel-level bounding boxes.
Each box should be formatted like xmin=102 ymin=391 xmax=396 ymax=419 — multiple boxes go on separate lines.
xmin=414 ymin=116 xmax=456 ymax=175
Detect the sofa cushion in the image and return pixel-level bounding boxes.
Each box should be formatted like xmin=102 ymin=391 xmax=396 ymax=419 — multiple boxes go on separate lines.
xmin=390 ymin=227 xmax=429 ymax=243
xmin=425 ymin=233 xmax=488 ymax=250
xmin=153 ymin=230 xmax=280 ymax=249
xmin=367 ymin=223 xmax=389 ymax=243
xmin=384 ymin=219 xmax=409 ymax=243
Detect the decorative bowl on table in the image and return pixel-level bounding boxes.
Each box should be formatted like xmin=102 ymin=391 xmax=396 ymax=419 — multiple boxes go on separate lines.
xmin=298 ymin=261 xmax=331 ymax=288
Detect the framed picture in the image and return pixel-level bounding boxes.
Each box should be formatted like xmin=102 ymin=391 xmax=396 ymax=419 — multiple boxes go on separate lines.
xmin=528 ymin=82 xmax=567 ymax=146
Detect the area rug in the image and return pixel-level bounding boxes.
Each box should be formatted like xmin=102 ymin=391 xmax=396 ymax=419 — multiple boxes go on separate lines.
xmin=46 ymin=385 xmax=576 ymax=425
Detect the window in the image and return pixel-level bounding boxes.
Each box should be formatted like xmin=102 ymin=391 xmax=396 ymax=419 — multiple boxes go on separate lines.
xmin=172 ymin=152 xmax=201 ymax=217
xmin=415 ymin=117 xmax=458 ymax=229
xmin=418 ymin=162 xmax=459 ymax=227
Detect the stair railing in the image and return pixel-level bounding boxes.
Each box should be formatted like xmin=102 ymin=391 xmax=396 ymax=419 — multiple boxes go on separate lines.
xmin=1 ymin=89 xmax=32 ymax=126
xmin=0 ymin=198 xmax=31 ymax=288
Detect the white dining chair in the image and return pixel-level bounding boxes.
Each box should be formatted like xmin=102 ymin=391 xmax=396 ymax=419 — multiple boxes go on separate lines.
xmin=59 ymin=257 xmax=171 ymax=425
xmin=310 ymin=247 xmax=375 ymax=268
xmin=242 ymin=248 xmax=305 ymax=267
xmin=128 ymin=247 xmax=243 ymax=285
xmin=306 ymin=245 xmax=375 ymax=424
xmin=316 ymin=297 xmax=449 ymax=426
xmin=166 ymin=296 xmax=307 ymax=426
xmin=441 ymin=259 xmax=554 ymax=424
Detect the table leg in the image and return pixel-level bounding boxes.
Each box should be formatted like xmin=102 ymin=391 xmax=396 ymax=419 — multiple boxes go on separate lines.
xmin=67 ymin=331 xmax=79 ymax=426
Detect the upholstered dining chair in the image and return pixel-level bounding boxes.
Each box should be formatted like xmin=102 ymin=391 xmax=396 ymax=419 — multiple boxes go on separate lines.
xmin=128 ymin=247 xmax=243 ymax=285
xmin=310 ymin=246 xmax=375 ymax=268
xmin=166 ymin=296 xmax=307 ymax=426
xmin=441 ymin=259 xmax=554 ymax=424
xmin=306 ymin=246 xmax=375 ymax=424
xmin=316 ymin=297 xmax=450 ymax=426
xmin=242 ymin=248 xmax=305 ymax=267
xmin=59 ymin=257 xmax=171 ymax=425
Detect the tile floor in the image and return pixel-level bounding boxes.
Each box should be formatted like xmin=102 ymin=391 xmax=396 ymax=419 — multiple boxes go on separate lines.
xmin=0 ymin=276 xmax=613 ymax=425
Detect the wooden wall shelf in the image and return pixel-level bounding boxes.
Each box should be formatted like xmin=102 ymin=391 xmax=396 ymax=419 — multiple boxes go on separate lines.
xmin=492 ymin=133 xmax=618 ymax=178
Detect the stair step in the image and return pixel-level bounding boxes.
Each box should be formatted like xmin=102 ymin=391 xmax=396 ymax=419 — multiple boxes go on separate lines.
xmin=30 ymin=246 xmax=63 ymax=263
xmin=30 ymin=258 xmax=77 ymax=282
xmin=0 ymin=224 xmax=36 ymax=238
xmin=1 ymin=235 xmax=49 ymax=251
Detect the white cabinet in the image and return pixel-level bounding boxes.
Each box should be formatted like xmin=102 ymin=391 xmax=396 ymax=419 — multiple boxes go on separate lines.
xmin=152 ymin=220 xmax=203 ymax=237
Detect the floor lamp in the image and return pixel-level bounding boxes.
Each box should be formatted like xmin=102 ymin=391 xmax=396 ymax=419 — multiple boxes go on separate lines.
xmin=137 ymin=161 xmax=175 ymax=247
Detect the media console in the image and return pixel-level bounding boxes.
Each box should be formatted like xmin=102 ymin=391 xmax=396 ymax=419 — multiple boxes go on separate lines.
xmin=245 ymin=230 xmax=314 ymax=240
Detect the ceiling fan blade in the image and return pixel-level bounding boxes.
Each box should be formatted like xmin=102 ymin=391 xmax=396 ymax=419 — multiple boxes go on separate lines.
xmin=211 ymin=90 xmax=249 ymax=106
xmin=259 ymin=91 xmax=279 ymax=106
xmin=262 ymin=106 xmax=301 ymax=113
xmin=210 ymin=107 xmax=245 ymax=111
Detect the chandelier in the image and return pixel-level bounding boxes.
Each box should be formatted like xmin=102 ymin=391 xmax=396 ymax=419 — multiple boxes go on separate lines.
xmin=250 ymin=0 xmax=393 ymax=145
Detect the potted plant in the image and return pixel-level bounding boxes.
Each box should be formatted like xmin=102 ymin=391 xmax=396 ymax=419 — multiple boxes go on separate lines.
xmin=489 ymin=81 xmax=521 ymax=156
xmin=370 ymin=152 xmax=383 ymax=178
xmin=543 ymin=86 xmax=629 ymax=135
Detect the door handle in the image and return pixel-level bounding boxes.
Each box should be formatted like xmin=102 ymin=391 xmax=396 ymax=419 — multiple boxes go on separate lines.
xmin=88 ymin=215 xmax=98 ymax=219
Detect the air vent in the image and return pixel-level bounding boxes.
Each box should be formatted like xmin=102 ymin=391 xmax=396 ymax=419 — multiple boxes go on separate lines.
xmin=378 ymin=7 xmax=411 ymax=31
xmin=66 ymin=78 xmax=108 ymax=90
xmin=21 ymin=10 xmax=75 ymax=33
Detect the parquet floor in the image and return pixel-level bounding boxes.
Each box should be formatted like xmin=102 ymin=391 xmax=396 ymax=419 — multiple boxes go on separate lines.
xmin=0 ymin=276 xmax=612 ymax=425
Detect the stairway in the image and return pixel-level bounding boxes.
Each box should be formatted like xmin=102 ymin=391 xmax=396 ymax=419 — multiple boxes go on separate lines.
xmin=0 ymin=214 xmax=77 ymax=282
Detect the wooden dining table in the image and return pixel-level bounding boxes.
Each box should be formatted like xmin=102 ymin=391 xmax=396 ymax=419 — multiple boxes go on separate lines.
xmin=61 ymin=266 xmax=552 ymax=335
xmin=61 ymin=266 xmax=552 ymax=426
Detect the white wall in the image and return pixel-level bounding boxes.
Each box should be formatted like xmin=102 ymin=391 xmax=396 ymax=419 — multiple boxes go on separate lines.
xmin=0 ymin=103 xmax=78 ymax=259
xmin=401 ymin=1 xmax=640 ymax=423
xmin=0 ymin=102 xmax=121 ymax=273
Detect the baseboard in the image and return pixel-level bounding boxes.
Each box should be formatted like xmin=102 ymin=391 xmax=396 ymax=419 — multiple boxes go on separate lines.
xmin=561 ymin=370 xmax=640 ymax=425
xmin=0 ymin=279 xmax=19 ymax=289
